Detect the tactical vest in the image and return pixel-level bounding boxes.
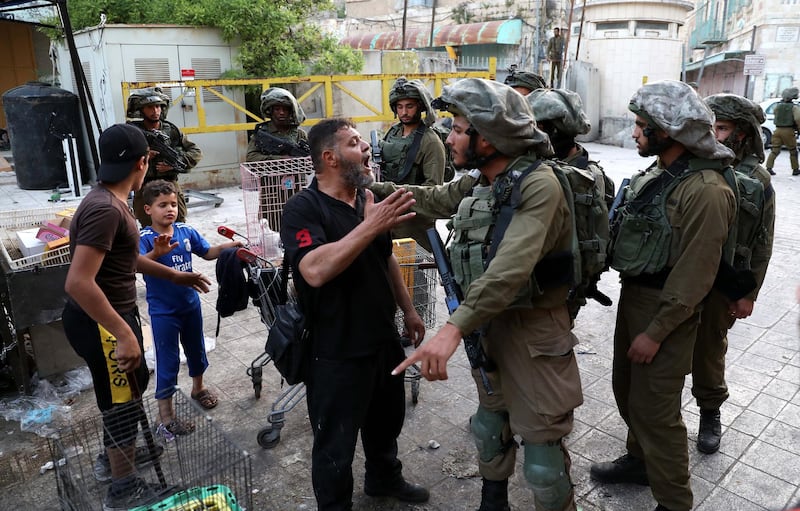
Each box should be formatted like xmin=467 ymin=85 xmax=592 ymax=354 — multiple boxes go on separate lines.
xmin=773 ymin=102 xmax=796 ymax=127
xmin=381 ymin=124 xmax=424 ymax=184
xmin=447 ymin=158 xmax=612 ymax=315
xmin=610 ymin=159 xmax=695 ymax=278
xmin=611 ymin=157 xmax=766 ymax=280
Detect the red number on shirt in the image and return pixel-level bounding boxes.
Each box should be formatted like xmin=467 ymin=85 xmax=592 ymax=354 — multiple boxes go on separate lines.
xmin=296 ymin=228 xmax=312 ymax=248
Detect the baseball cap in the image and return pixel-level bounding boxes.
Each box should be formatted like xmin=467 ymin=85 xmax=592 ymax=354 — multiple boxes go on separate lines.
xmin=97 ymin=123 xmax=149 ymax=183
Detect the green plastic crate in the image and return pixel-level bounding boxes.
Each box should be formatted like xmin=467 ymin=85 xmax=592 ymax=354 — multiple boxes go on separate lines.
xmin=131 ymin=484 xmax=242 ymax=511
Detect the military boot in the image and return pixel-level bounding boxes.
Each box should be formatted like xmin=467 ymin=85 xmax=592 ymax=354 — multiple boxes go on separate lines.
xmin=589 ymin=453 xmax=649 ymax=485
xmin=655 ymin=505 xmax=674 ymax=511
xmin=476 ymin=478 xmax=510 ymax=511
xmin=697 ymin=408 xmax=722 ymax=454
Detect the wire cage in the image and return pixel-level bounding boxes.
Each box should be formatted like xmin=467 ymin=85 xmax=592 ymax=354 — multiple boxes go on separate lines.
xmin=240 ymin=158 xmax=314 ymax=258
xmin=48 ymin=390 xmax=252 ymax=511
xmin=392 ymin=238 xmax=437 ymax=331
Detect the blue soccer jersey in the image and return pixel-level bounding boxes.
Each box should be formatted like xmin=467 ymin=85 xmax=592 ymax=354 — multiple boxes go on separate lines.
xmin=139 ymin=223 xmax=211 ymax=315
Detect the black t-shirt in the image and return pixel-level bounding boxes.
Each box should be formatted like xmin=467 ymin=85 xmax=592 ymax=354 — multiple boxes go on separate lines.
xmin=280 ymin=180 xmax=398 ymax=359
xmin=68 ymin=186 xmax=139 ymax=312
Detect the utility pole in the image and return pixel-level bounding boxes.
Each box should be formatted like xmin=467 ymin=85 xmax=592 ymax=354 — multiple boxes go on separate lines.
xmin=402 ymin=0 xmax=409 ymax=49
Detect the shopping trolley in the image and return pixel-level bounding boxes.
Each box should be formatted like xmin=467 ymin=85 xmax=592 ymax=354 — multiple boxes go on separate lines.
xmin=218 ymin=226 xmax=437 ymax=449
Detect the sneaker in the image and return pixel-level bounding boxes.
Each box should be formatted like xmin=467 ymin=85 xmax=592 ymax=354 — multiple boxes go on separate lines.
xmin=365 ymin=478 xmax=430 ymax=503
xmin=93 ymin=445 xmax=165 ymax=483
xmin=589 ymin=453 xmax=649 ymax=486
xmin=102 ymin=477 xmax=166 ymax=511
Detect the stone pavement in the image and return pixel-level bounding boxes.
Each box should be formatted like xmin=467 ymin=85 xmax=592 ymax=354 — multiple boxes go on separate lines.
xmin=0 ymin=142 xmax=798 ymax=510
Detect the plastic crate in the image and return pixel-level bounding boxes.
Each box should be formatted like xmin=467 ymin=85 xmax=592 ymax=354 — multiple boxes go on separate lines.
xmin=240 ymin=158 xmax=313 ymax=257
xmin=131 ymin=484 xmax=242 ymax=511
xmin=0 ymin=206 xmax=72 ymax=271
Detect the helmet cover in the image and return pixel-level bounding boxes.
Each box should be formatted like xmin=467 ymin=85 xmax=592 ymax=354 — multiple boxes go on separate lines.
xmin=781 ymin=87 xmax=799 ymax=101
xmin=705 ymin=93 xmax=765 ymax=161
xmin=126 ymin=87 xmax=169 ymax=120
xmin=389 ymin=77 xmax=436 ymax=126
xmin=260 ymin=87 xmax=306 ymax=126
xmin=433 ymin=78 xmax=552 ymax=158
xmin=628 ymin=80 xmax=734 ymax=162
xmin=504 ymin=70 xmax=547 ymax=93
xmin=527 ymin=88 xmax=591 ymax=135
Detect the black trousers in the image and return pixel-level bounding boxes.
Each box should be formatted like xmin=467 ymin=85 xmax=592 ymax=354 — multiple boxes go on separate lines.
xmin=306 ymin=342 xmax=406 ymax=511
xmin=62 ymin=301 xmax=149 ymax=448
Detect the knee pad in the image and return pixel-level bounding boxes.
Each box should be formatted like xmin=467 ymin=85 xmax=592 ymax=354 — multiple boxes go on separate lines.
xmin=469 ymin=406 xmax=508 ymax=462
xmin=523 ymin=442 xmax=573 ymax=510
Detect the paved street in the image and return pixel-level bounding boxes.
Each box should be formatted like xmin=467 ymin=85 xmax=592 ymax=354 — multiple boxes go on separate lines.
xmin=0 ymin=141 xmax=798 ymax=510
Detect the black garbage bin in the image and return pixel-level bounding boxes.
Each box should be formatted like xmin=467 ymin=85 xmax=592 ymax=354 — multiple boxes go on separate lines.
xmin=2 ymin=82 xmax=89 ymax=190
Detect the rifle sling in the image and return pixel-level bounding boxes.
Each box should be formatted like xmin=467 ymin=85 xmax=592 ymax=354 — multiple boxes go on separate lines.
xmin=396 ymin=126 xmax=426 ymax=183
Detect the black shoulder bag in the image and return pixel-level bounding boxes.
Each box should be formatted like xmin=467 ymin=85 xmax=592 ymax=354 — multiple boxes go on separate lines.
xmin=265 ymin=263 xmax=311 ymax=385
xmin=265 ymin=189 xmax=326 ymax=385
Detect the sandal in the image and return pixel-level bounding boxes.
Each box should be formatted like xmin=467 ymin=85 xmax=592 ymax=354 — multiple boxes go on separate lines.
xmin=191 ymin=389 xmax=219 ymax=410
xmin=155 ymin=418 xmax=195 ymax=442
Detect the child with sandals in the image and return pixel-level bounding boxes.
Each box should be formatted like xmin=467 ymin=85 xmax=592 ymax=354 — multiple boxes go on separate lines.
xmin=139 ymin=180 xmax=242 ymax=437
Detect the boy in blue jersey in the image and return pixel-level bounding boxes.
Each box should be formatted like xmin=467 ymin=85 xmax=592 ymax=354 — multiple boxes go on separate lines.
xmin=139 ymin=180 xmax=242 ymax=435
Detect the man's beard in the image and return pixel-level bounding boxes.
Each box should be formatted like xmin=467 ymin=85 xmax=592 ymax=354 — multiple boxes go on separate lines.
xmin=400 ymin=113 xmax=422 ymax=126
xmin=639 ymin=135 xmax=674 ymax=157
xmin=342 ymin=160 xmax=373 ymax=189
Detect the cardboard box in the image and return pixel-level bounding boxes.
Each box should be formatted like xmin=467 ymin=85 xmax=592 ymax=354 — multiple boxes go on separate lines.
xmin=36 ymin=217 xmax=70 ymax=243
xmin=15 ymin=228 xmax=46 ymax=257
xmin=45 ymin=236 xmax=70 ymax=251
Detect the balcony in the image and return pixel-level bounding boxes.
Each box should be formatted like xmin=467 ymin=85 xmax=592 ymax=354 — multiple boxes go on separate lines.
xmin=690 ymin=16 xmax=727 ymax=48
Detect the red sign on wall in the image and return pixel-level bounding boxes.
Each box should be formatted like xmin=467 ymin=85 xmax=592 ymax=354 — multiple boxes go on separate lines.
xmin=180 ymin=69 xmax=196 ymax=80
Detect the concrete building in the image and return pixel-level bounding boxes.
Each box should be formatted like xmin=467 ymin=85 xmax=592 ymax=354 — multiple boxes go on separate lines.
xmin=682 ymin=0 xmax=800 ymax=102
xmin=568 ymin=0 xmax=694 ymax=145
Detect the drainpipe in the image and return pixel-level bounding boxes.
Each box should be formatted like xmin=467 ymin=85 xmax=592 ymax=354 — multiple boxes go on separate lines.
xmin=745 ymin=25 xmax=757 ymax=98
xmin=429 ymin=0 xmax=437 ymax=48
xmin=402 ymin=0 xmax=408 ymax=49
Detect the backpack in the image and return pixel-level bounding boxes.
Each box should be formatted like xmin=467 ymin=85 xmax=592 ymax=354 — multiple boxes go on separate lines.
xmin=715 ymin=161 xmax=769 ymax=300
xmin=724 ymin=156 xmax=772 ymax=272
xmin=552 ymin=160 xmax=615 ymax=317
xmin=490 ymin=159 xmax=613 ymax=319
xmin=431 ymin=123 xmax=456 ymax=182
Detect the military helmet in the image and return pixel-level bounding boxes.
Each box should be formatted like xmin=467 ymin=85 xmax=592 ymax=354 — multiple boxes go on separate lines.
xmin=126 ymin=87 xmax=170 ymax=120
xmin=628 ymin=80 xmax=734 ymax=162
xmin=432 ymin=78 xmax=552 ymax=158
xmin=388 ymin=77 xmax=436 ymax=126
xmin=705 ymin=93 xmax=766 ymax=161
xmin=260 ymin=87 xmax=306 ymax=126
xmin=781 ymin=87 xmax=799 ymax=101
xmin=527 ymin=88 xmax=591 ymax=136
xmin=504 ymin=70 xmax=547 ymax=93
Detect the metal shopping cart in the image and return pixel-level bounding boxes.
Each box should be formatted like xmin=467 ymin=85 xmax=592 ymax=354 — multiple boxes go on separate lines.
xmin=218 ymin=225 xmax=437 ymax=449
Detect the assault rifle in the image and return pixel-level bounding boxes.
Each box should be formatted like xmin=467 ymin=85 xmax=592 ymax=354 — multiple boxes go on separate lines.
xmin=254 ymin=127 xmax=311 ymax=157
xmin=370 ymin=130 xmax=384 ymax=174
xmin=426 ymin=228 xmax=495 ymax=395
xmin=608 ymin=177 xmax=630 ymax=224
xmin=142 ymin=129 xmax=188 ymax=173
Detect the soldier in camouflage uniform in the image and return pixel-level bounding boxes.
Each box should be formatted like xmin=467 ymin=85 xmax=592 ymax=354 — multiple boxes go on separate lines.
xmin=692 ymin=94 xmax=775 ymax=454
xmin=504 ymin=67 xmax=547 ymax=95
xmin=128 ymin=88 xmax=202 ymax=227
xmin=379 ymin=79 xmax=583 ymax=511
xmin=590 ymin=81 xmax=737 ymax=511
xmin=527 ymin=88 xmax=594 ymax=167
xmin=379 ymin=77 xmax=445 ymax=251
xmin=765 ymin=87 xmax=800 ymax=175
xmin=246 ymin=87 xmax=309 ymax=162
